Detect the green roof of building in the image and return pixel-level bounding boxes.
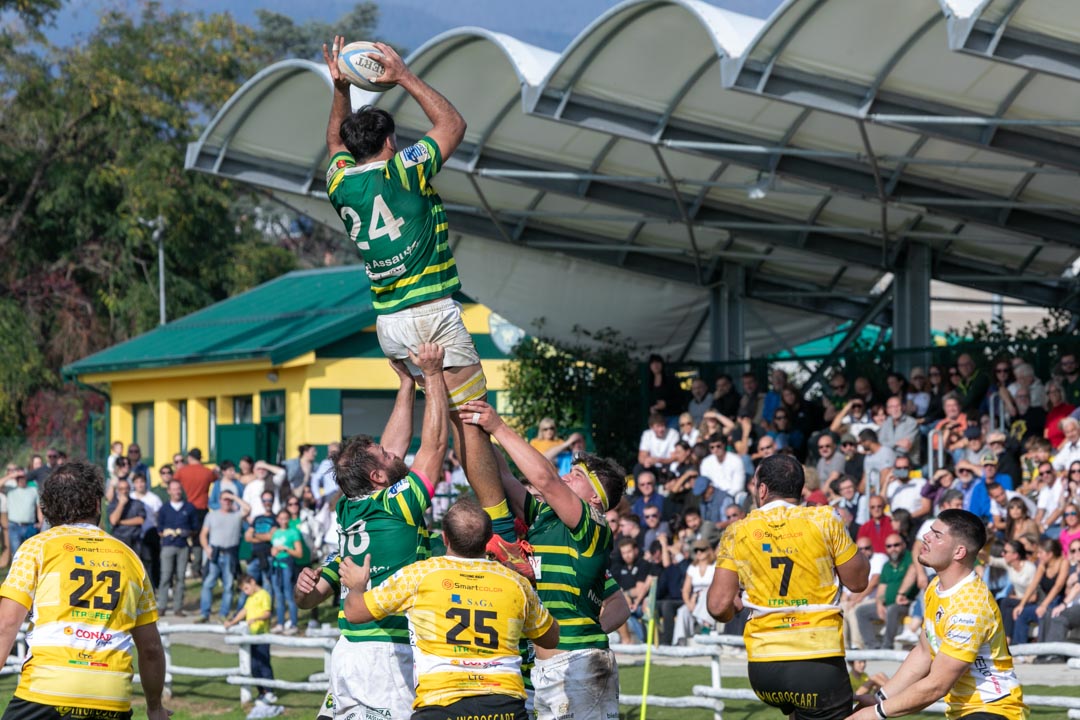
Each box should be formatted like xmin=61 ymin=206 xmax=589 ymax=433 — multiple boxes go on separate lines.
xmin=63 ymin=266 xmax=375 ymax=378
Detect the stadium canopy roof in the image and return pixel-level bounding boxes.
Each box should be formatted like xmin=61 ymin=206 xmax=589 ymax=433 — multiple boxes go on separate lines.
xmin=186 ymin=0 xmax=1080 ymax=363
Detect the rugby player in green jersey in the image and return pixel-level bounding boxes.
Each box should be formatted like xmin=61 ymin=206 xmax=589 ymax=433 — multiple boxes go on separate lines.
xmin=322 ymin=36 xmax=528 ymax=577
xmin=295 ymin=343 xmax=446 ymax=720
xmin=462 ymin=400 xmax=628 ymax=720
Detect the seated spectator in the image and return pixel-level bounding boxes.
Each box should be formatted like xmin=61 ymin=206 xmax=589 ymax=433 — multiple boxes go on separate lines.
xmin=838 ymin=433 xmax=864 ymax=485
xmin=614 ymin=537 xmax=659 ymax=643
xmin=954 ymin=353 xmax=990 ymax=413
xmin=637 ymin=413 xmax=679 ymax=476
xmin=686 ymin=378 xmax=713 ymax=426
xmin=712 ymin=374 xmax=740 ymax=419
xmin=880 ymin=455 xmax=924 ymax=517
xmin=664 ymin=440 xmax=698 ymax=514
xmin=767 ymin=406 xmax=805 ymax=460
xmin=107 ymin=477 xmax=146 ymax=554
xmin=1039 ymin=538 xmax=1080 ymax=662
xmin=762 ymin=368 xmax=787 ymax=424
xmin=925 ymin=365 xmax=952 ymax=423
xmin=1004 ymin=496 xmax=1042 ymax=543
xmin=1060 ymin=502 xmax=1080 ymax=554
xmin=1010 ymin=538 xmax=1066 ymax=647
xmin=1035 ymin=462 xmax=1066 ymax=538
xmin=905 ymin=367 xmax=932 ymax=419
xmin=988 ymin=481 xmax=1035 ymax=536
xmin=1053 ymin=417 xmax=1080 ymax=471
xmin=915 ymin=468 xmax=955 ymax=521
xmin=1046 ymin=383 xmax=1076 ymax=449
xmin=543 ymin=432 xmax=585 ymax=476
xmin=848 ymin=659 xmax=890 ymax=697
xmin=1010 ymin=362 xmax=1047 ymax=408
xmin=859 ymin=429 xmax=896 ymax=496
xmin=959 ymin=425 xmax=988 ymax=466
xmin=831 ymin=475 xmax=868 ymax=537
xmin=782 ymin=384 xmax=824 ymax=456
xmin=853 ymin=376 xmax=880 ymax=408
xmin=672 ymin=539 xmax=716 ymax=645
xmin=842 ymin=541 xmax=883 ymax=649
xmin=529 ymin=418 xmax=562 ymax=454
xmin=933 ymin=394 xmax=968 ymax=452
xmin=677 ymin=412 xmax=700 ymax=446
xmin=830 ymin=398 xmax=873 ymax=439
xmin=654 ymin=540 xmax=690 ymax=646
xmin=692 ymin=475 xmax=734 ymax=527
xmin=677 ymin=507 xmax=720 ymax=548
xmin=641 ymin=506 xmax=671 ymax=550
xmin=618 ymin=514 xmax=645 ymax=553
xmin=879 ymin=395 xmax=920 ymax=465
xmin=1060 ymin=352 xmax=1080 ymax=407
xmin=738 ymin=372 xmax=764 ymax=424
xmin=854 ymin=533 xmax=916 ymax=649
xmin=815 ymin=433 xmax=846 ymax=489
xmin=631 ymin=470 xmax=668 ymax=522
xmin=979 ymin=451 xmax=1012 ymax=492
xmin=954 ymin=460 xmax=992 ymax=523
xmin=699 ymin=434 xmax=746 ymax=499
xmin=823 ymin=372 xmax=852 ymax=425
xmin=987 ymin=430 xmax=1023 ymax=485
xmin=856 ymin=496 xmax=894 ymax=554
xmin=1006 ymin=387 xmax=1046 ymax=443
xmin=992 ymin=540 xmax=1037 ymax=637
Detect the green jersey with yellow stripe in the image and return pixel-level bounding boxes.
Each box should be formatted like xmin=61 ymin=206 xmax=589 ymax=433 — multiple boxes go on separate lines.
xmin=523 ymin=493 xmax=613 ymax=651
xmin=326 ymin=136 xmax=459 ymax=315
xmin=320 ymin=472 xmax=431 ymax=643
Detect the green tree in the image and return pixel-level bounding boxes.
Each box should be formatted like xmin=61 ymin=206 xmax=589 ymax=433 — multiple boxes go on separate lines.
xmin=253 ymin=3 xmax=381 ymax=62
xmin=504 ymin=325 xmax=642 ymax=466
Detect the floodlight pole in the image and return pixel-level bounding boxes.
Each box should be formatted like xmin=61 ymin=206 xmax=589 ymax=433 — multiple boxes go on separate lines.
xmin=158 ymin=226 xmax=166 ymax=326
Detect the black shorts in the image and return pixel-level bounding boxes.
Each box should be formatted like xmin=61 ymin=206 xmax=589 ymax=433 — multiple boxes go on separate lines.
xmin=747 ymin=656 xmax=852 ymax=720
xmin=1 ymin=698 xmax=133 ymax=720
xmin=412 ymin=694 xmax=527 ymax=720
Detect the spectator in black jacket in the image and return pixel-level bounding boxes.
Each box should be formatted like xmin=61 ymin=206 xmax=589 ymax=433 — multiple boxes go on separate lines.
xmin=157 ymin=479 xmax=199 ymax=615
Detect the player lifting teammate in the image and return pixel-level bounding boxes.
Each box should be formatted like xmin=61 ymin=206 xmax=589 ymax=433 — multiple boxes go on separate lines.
xmin=846 ymin=509 xmax=1028 ymax=720
xmin=707 ymin=454 xmax=870 ymax=720
xmin=462 ymin=400 xmax=627 ymax=720
xmin=322 ymin=36 xmax=527 ymax=575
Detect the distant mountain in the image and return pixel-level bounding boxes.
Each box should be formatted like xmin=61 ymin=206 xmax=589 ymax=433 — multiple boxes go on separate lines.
xmin=44 ymin=0 xmax=785 ymax=52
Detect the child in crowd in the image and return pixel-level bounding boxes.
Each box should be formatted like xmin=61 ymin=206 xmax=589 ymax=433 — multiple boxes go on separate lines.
xmin=224 ymin=575 xmax=277 ymax=706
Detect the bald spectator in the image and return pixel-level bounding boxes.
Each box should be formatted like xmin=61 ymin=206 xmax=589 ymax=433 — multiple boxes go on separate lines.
xmin=856 ymin=496 xmax=894 ymax=554
xmin=1053 ymin=417 xmax=1080 ymax=472
xmin=815 ymin=433 xmax=846 ymax=488
xmin=854 ymin=533 xmax=916 ymax=649
xmin=878 ymin=395 xmax=920 ymax=464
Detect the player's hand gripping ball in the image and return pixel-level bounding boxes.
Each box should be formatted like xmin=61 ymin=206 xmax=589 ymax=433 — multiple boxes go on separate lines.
xmin=337 ymin=41 xmax=396 ymax=92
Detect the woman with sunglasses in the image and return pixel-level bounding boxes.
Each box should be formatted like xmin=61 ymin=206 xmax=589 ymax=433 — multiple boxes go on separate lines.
xmin=991 ymin=540 xmax=1036 ymax=644
xmin=672 ymin=539 xmax=716 ymax=645
xmin=1004 ymin=497 xmax=1040 ymax=542
xmin=1011 ymin=537 xmax=1067 ymax=650
xmin=529 ymin=418 xmax=563 ymax=454
xmin=1059 ymin=501 xmax=1080 ymax=554
xmin=677 ymin=412 xmax=700 ymax=446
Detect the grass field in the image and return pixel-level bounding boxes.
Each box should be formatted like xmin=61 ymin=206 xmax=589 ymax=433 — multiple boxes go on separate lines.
xmin=1 ymin=643 xmax=1076 ymax=719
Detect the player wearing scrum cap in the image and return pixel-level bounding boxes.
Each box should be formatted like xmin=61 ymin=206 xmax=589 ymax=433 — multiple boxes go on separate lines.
xmin=462 ymin=400 xmax=627 ymax=720
xmin=321 ymin=35 xmax=528 ymax=578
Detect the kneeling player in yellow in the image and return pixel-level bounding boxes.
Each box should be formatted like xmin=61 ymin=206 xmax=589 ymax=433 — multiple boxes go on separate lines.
xmin=339 ymin=501 xmax=559 ymax=720
xmin=708 ymin=454 xmax=870 ymax=720
xmin=0 ymin=462 xmax=168 ymax=720
xmin=846 ymin=509 xmax=1028 ymax=720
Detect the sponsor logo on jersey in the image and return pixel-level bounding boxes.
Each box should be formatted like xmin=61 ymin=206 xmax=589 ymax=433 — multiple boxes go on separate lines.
xmin=387 ymin=479 xmax=408 ymax=497
xmin=762 ymin=543 xmax=772 ymax=552
xmin=952 ymin=613 xmax=978 ymax=626
xmin=451 ymin=593 xmax=461 ymax=603
xmin=945 ymin=628 xmax=973 ymax=644
xmin=400 ymin=143 xmax=430 ymax=168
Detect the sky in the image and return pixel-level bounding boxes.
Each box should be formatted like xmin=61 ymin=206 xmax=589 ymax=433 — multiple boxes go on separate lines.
xmin=46 ymin=0 xmax=787 ymax=51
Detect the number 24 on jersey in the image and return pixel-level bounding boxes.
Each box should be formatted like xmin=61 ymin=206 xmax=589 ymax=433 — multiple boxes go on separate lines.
xmin=339 ymin=195 xmax=405 ymax=251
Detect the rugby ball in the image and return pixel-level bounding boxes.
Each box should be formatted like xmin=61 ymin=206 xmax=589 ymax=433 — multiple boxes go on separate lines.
xmin=337 ymin=41 xmax=395 ymax=93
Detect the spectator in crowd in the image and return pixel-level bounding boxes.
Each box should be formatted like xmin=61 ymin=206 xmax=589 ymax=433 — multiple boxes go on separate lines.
xmin=767 ymin=406 xmax=805 ymax=460
xmin=172 ymin=452 xmax=186 ymax=470
xmin=1040 ymin=538 xmax=1080 ymax=662
xmin=241 ymin=459 xmax=286 ymax=522
xmin=905 ymin=367 xmax=932 ymax=419
xmin=1061 ymin=353 xmax=1080 ymax=407
xmin=842 ymin=540 xmax=883 ymax=649
xmin=815 ymin=433 xmax=846 ymax=489
xmin=856 ymin=495 xmax=894 ymax=554
xmin=1066 ymin=462 xmax=1080 ymax=508
xmin=991 ymin=540 xmax=1038 ymax=642
xmin=126 ymin=443 xmax=149 ymax=481
xmin=106 ymin=440 xmax=124 ymax=480
xmin=132 ymin=472 xmax=163 ymax=588
xmin=664 ymin=441 xmax=698 ymax=516
xmin=840 ymin=433 xmax=865 ymax=484
xmin=208 ymin=460 xmax=240 ymax=511
xmin=859 ymin=429 xmax=896 ymax=496
xmin=699 ymin=434 xmax=746 ymax=499
xmin=197 ymin=491 xmax=249 ymax=623
xmin=916 ymin=468 xmax=955 ymax=521
xmin=954 ymin=353 xmax=989 ymax=413
xmin=1060 ymin=502 xmax=1080 ymax=555
xmin=641 ymin=506 xmax=671 ymax=551
xmin=853 ymin=376 xmax=880 ymax=408
xmin=854 ymin=533 xmax=916 ymax=650
xmin=830 ymin=398 xmax=873 ymax=439
xmin=108 ymin=477 xmax=147 ymax=555
xmin=26 ymin=448 xmax=60 ymax=485
xmin=738 ymin=372 xmax=764 ymax=424
xmin=1053 ymin=417 xmax=1080 ymax=470
xmin=157 ymin=464 xmax=175 ymax=489
xmin=1010 ymin=362 xmax=1047 ymax=408
xmin=237 ymin=456 xmax=257 ymax=484
xmin=885 ymin=373 xmax=908 ymax=409
xmin=175 ymin=447 xmax=215 ymax=573
xmin=1035 ymin=463 xmax=1065 ymax=537
xmin=529 ymin=418 xmax=562 ymax=454
xmin=686 ymin=378 xmax=713 ymax=426
xmin=677 ymin=506 xmax=720 ymax=548
xmin=676 ymin=412 xmax=700 ymax=447
xmin=692 ymin=475 xmax=732 ymax=527
xmin=978 ymin=451 xmax=1012 ymax=496
xmin=988 ymin=482 xmax=1035 ymax=537
xmin=1046 ymin=382 xmax=1075 ymax=449
xmin=617 ymin=514 xmax=645 ymax=554
xmin=654 ymin=539 xmax=690 ymax=646
xmin=157 ymin=479 xmax=199 ymax=615
xmin=986 ymin=358 xmax=1016 ymax=420
xmin=648 ymin=355 xmax=684 ymax=421
xmin=712 ymin=374 xmax=740 ymax=419
xmin=832 ymin=475 xmax=869 ymax=537
xmin=636 ymin=413 xmax=679 ymax=476
xmin=1010 ymin=538 xmax=1066 ymax=647
xmin=270 ymin=508 xmax=304 ymax=634
xmin=310 ymin=441 xmax=341 ymax=506
xmin=954 ymin=460 xmax=992 ymax=523
xmin=223 ymin=575 xmax=276 ymax=704
xmin=614 ymin=536 xmax=658 ymax=643
xmin=823 ymin=373 xmax=851 ymax=424
xmin=696 ymin=411 xmax=727 ymax=449
xmin=672 ymin=539 xmax=716 ymax=645
xmin=1005 ymin=496 xmax=1042 ymax=543
xmin=881 ymin=455 xmax=925 ymax=518
xmin=1006 ymin=386 xmax=1046 ymax=442
xmin=284 ymin=444 xmax=317 ymax=498
xmin=5 ymin=467 xmax=40 ymax=559
xmin=987 ymin=430 xmax=1023 ymax=487
xmin=631 ymin=470 xmax=667 ymax=519
xmin=879 ymin=395 xmax=920 ymax=464
xmin=782 ymin=384 xmax=823 ymax=453
xmin=933 ymin=395 xmax=968 ymax=451
xmin=246 ymin=490 xmax=279 ymax=588
xmin=762 ymin=368 xmax=787 ymax=423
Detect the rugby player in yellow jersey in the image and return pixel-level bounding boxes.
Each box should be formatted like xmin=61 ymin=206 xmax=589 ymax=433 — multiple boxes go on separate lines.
xmin=0 ymin=461 xmax=169 ymax=720
xmin=707 ymin=454 xmax=870 ymax=720
xmin=322 ymin=37 xmax=529 ymax=577
xmin=846 ymin=509 xmax=1028 ymax=720
xmin=339 ymin=501 xmax=559 ymax=720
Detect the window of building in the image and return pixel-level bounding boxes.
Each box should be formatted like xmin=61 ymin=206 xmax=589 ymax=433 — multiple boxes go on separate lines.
xmin=208 ymin=398 xmax=217 ymax=459
xmin=178 ymin=400 xmax=188 ymax=454
xmin=132 ymin=403 xmax=154 ymax=465
xmin=233 ymin=395 xmax=253 ymax=424
xmin=342 ymin=393 xmax=426 ymax=443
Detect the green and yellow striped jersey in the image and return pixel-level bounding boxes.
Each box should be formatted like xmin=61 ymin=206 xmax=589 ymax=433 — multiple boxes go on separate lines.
xmin=320 ymin=472 xmax=431 ymax=643
xmin=523 ymin=493 xmax=613 ymax=651
xmin=326 ymin=136 xmax=460 ymax=315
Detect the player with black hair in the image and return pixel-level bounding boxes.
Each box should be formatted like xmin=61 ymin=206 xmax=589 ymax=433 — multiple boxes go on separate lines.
xmin=707 ymin=454 xmax=870 ymax=720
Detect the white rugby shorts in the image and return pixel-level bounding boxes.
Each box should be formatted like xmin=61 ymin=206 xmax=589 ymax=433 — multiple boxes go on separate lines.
xmin=376 ymin=297 xmax=480 ymax=373
xmin=533 ymin=649 xmax=619 ymax=720
xmin=325 ymin=637 xmax=416 ymax=720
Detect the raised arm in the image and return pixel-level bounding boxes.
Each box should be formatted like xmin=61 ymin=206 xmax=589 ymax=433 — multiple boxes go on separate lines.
xmin=493 ymin=448 xmax=528 ymax=520
xmin=322 ymin=35 xmax=352 ymax=157
xmin=461 ymin=400 xmax=584 ymax=529
xmin=381 ymin=359 xmax=417 ymax=460
xmin=409 ymin=344 xmax=449 ymax=485
xmin=371 ymin=42 xmax=466 ymax=160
